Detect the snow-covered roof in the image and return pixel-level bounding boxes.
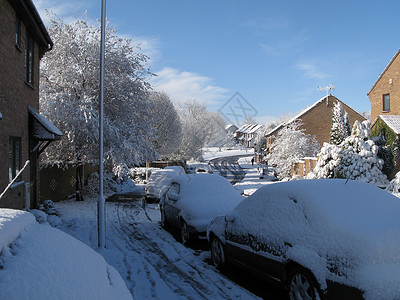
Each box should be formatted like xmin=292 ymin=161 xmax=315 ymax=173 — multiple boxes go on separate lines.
xmin=265 ymin=95 xmax=364 ymax=137
xmin=28 ymin=106 xmax=62 ymax=140
xmin=379 ymin=115 xmax=400 ymax=135
xmin=265 ymin=95 xmax=331 ymax=136
xmin=225 ymin=124 xmax=238 ymax=130
xmin=236 ymin=124 xmax=262 ymax=134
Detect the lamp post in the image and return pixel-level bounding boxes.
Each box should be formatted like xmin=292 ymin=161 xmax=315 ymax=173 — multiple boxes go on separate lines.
xmin=98 ymin=0 xmax=106 ymax=248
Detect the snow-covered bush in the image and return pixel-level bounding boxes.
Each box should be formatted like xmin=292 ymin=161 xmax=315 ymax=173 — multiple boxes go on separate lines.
xmin=268 ymin=120 xmax=320 ymax=179
xmin=386 ymin=172 xmax=400 ymax=196
xmin=83 ymin=172 xmax=136 ymax=198
xmin=30 ymin=209 xmax=47 ymax=224
xmin=309 ymin=120 xmax=388 ymax=186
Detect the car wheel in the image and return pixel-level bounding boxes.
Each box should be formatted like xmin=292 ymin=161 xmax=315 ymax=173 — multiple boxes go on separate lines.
xmin=287 ymin=266 xmax=322 ymax=300
xmin=160 ymin=207 xmax=168 ymax=229
xmin=180 ymin=220 xmax=190 ymax=245
xmin=210 ymin=237 xmax=225 ymax=270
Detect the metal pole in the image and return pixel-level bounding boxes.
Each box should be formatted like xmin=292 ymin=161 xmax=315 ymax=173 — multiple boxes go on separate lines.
xmin=98 ymin=0 xmax=106 ymax=248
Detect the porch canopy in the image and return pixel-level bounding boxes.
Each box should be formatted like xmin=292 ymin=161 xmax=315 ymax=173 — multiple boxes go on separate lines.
xmin=28 ymin=106 xmax=62 ymax=141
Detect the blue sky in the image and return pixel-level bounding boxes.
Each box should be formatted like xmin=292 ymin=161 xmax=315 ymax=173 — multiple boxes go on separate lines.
xmin=34 ymin=0 xmax=400 ymax=124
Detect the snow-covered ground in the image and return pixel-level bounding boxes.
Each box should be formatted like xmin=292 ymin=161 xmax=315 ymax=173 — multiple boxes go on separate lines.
xmin=0 ymin=148 xmax=282 ymax=300
xmin=234 ymin=157 xmax=277 ymax=195
xmin=55 ymin=196 xmax=260 ymax=299
xmin=202 ymin=147 xmax=255 ymax=161
xmin=0 ymin=209 xmax=132 ymax=300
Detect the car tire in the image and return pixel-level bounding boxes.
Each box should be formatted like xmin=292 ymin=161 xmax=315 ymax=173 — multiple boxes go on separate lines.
xmin=160 ymin=207 xmax=169 ymax=229
xmin=287 ymin=266 xmax=322 ymax=300
xmin=210 ymin=236 xmax=225 ymax=270
xmin=180 ymin=220 xmax=191 ymax=245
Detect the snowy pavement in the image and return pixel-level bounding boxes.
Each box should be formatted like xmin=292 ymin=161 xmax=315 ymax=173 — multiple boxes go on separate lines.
xmin=56 ymin=197 xmax=261 ymax=300
xmin=234 ymin=157 xmax=278 ymax=195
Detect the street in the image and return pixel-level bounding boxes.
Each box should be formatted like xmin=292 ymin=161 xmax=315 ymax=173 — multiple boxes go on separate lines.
xmin=56 ymin=194 xmax=288 ymax=299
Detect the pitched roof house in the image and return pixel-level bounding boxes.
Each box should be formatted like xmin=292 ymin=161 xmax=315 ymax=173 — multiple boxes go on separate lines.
xmin=265 ymin=95 xmax=366 ymax=151
xmin=368 ymin=49 xmax=400 ymax=178
xmin=0 ymin=0 xmax=61 ymax=209
xmin=234 ymin=124 xmax=262 ymax=148
xmin=368 ymin=49 xmax=400 ymax=124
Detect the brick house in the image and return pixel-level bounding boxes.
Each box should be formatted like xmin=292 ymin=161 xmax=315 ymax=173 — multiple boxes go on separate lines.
xmin=368 ymin=49 xmax=400 ymax=124
xmin=0 ymin=0 xmax=61 ymax=209
xmin=266 ymin=95 xmax=366 ymax=152
xmin=368 ymin=49 xmax=400 ymax=178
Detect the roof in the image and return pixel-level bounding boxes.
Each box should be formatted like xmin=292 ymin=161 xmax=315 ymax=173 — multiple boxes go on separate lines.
xmin=368 ymin=49 xmax=400 ymax=96
xmin=265 ymin=95 xmax=331 ymax=136
xmin=28 ymin=106 xmax=62 ymax=140
xmin=379 ymin=115 xmax=400 ymax=135
xmin=236 ymin=124 xmax=262 ymax=134
xmin=7 ymin=0 xmax=53 ymax=53
xmin=265 ymin=94 xmax=364 ymax=137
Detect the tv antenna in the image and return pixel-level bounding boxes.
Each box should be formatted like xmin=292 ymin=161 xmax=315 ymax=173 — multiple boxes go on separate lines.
xmin=318 ymin=84 xmax=335 ymax=96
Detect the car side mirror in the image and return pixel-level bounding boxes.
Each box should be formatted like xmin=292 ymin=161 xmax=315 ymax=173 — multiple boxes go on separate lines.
xmin=168 ymin=191 xmax=179 ymax=202
xmin=225 ymin=211 xmax=237 ymax=223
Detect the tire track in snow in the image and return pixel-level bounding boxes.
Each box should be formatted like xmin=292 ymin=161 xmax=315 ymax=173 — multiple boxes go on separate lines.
xmin=111 ymin=201 xmax=259 ymax=300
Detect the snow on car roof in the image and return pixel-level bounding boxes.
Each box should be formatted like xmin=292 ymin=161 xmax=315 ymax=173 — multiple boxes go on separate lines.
xmin=172 ymin=174 xmax=244 ymax=221
xmin=246 ymin=179 xmax=400 ymax=241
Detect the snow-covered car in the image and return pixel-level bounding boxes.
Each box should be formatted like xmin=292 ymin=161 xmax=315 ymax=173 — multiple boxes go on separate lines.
xmin=145 ymin=167 xmax=185 ymax=203
xmin=160 ymin=173 xmax=244 ymax=244
xmin=185 ymin=163 xmax=213 ymax=174
xmin=0 ymin=209 xmax=132 ymax=300
xmin=208 ymin=179 xmax=400 ymax=300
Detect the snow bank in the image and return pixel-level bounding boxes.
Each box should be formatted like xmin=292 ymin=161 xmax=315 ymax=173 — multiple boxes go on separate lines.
xmin=0 ymin=209 xmax=132 ymax=300
xmin=0 ymin=209 xmax=35 ymax=250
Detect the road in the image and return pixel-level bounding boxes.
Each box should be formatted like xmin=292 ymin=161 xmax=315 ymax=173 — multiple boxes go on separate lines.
xmin=57 ymin=195 xmax=275 ymax=299
xmin=208 ymin=154 xmax=249 ymax=184
xmin=57 ymin=194 xmax=288 ymax=300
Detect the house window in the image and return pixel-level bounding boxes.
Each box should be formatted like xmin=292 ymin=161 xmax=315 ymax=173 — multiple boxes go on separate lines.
xmin=15 ymin=18 xmax=21 ymax=49
xmin=25 ymin=34 xmax=34 ymax=84
xmin=9 ymin=137 xmax=21 ymax=182
xmin=383 ymin=94 xmax=390 ymax=111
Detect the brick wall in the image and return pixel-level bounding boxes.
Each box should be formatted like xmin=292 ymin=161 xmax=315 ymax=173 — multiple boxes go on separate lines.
xmin=368 ymin=50 xmax=400 ymax=123
xmin=267 ymin=95 xmax=366 ymax=150
xmin=0 ymin=0 xmax=41 ymax=208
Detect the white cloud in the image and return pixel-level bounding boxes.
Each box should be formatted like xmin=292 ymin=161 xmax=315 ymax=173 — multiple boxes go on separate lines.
xmin=33 ymin=0 xmax=91 ymax=25
xmin=297 ymin=60 xmax=331 ymax=80
xmin=151 ymin=68 xmax=229 ymax=105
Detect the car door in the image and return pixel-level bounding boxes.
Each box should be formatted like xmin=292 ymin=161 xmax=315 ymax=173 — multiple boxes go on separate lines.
xmin=163 ymin=183 xmax=181 ymax=228
xmin=223 ymin=213 xmax=285 ymax=281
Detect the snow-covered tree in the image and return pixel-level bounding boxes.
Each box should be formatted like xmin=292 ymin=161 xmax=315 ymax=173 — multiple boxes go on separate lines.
xmin=176 ymin=100 xmax=225 ymax=160
xmin=309 ymin=120 xmax=388 ymax=186
xmin=268 ymin=120 xmax=320 ymax=178
xmin=40 ymin=13 xmax=157 ymax=175
xmin=147 ymin=92 xmax=182 ymax=159
xmin=344 ymin=111 xmax=351 ymax=137
xmin=330 ymin=101 xmax=350 ymax=145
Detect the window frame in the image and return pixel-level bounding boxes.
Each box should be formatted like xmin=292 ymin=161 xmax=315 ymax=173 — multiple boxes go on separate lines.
xmin=15 ymin=18 xmax=21 ymax=50
xmin=25 ymin=34 xmax=34 ymax=85
xmin=9 ymin=137 xmax=22 ymax=182
xmin=383 ymin=93 xmax=390 ymax=112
